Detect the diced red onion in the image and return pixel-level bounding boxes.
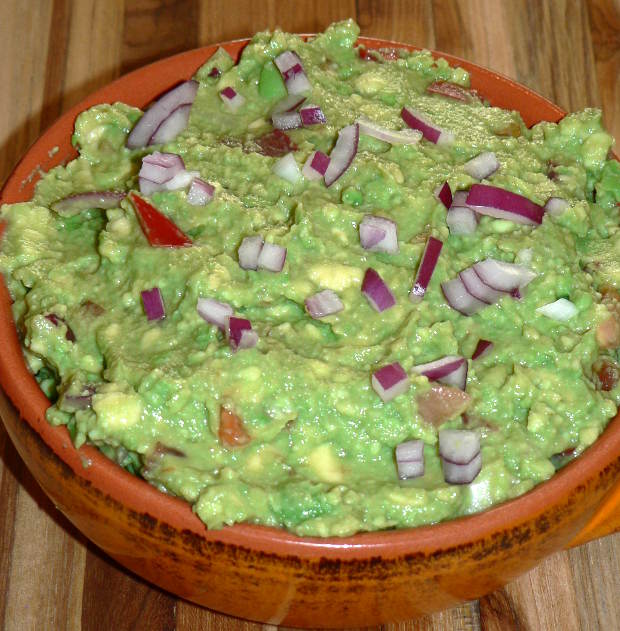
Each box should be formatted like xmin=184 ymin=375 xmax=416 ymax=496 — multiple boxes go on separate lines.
xmin=459 ymin=267 xmax=507 ymax=304
xmin=208 ymin=67 xmax=221 ymax=78
xmin=186 ymin=178 xmax=215 ymax=206
xmin=324 ymin=124 xmax=359 ymax=187
xmin=197 ymin=297 xmax=233 ymax=329
xmin=466 ymin=184 xmax=544 ymax=225
xmin=272 ymin=94 xmax=307 ymax=114
xmin=472 ymin=258 xmax=536 ymax=292
xmin=446 ymin=207 xmax=478 ymax=235
xmin=305 ymin=289 xmax=344 ymax=319
xmin=300 ymin=105 xmax=326 ymax=126
xmin=442 ymin=453 xmax=482 ymax=484
xmin=127 ymin=80 xmax=198 ymax=149
xmin=536 ymin=298 xmax=578 ymax=321
xmin=472 ymin=339 xmax=493 ymax=360
xmin=138 ymin=177 xmax=161 ymax=196
xmin=45 ymin=313 xmax=76 ymax=342
xmin=274 ymin=51 xmax=312 ymax=95
xmin=361 ymin=268 xmax=396 ymax=312
xmin=219 ymin=86 xmax=245 ymax=112
xmin=272 ymin=111 xmax=302 ymax=131
xmin=410 ymin=236 xmax=443 ymax=303
xmin=395 ymin=440 xmax=425 ymax=480
xmin=371 ymin=362 xmax=410 ymax=402
xmin=63 ymin=392 xmax=94 ymax=410
xmin=273 ymin=152 xmax=302 ymax=184
xmin=401 ymin=107 xmax=455 ymax=146
xmin=434 ymin=181 xmax=452 ymax=209
xmin=441 ymin=277 xmax=486 ymax=316
xmin=544 ymin=197 xmax=569 ymax=216
xmin=357 ymin=117 xmax=422 ymax=145
xmin=439 ymin=429 xmax=480 ymax=464
xmin=274 ymin=51 xmax=302 ymax=76
xmin=141 ymin=287 xmax=165 ymax=321
xmin=359 ymin=215 xmax=398 ymax=254
xmin=238 ymin=235 xmax=264 ymax=270
xmin=302 ymin=151 xmax=330 ymax=181
xmin=228 ymin=316 xmax=258 ymax=351
xmin=163 ymin=170 xmax=200 ymax=191
xmin=463 ymin=152 xmax=500 ymax=180
xmin=150 ymin=104 xmax=192 ymax=145
xmin=139 ymin=152 xmax=185 ymax=184
xmin=452 ymin=190 xmax=469 ymax=207
xmin=257 ymin=242 xmax=286 ymax=272
xmin=413 ymin=355 xmax=467 ymax=390
xmin=51 ymin=191 xmax=126 ymax=217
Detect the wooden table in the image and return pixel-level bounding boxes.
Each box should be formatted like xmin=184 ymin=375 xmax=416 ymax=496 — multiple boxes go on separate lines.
xmin=0 ymin=1 xmax=618 ymax=629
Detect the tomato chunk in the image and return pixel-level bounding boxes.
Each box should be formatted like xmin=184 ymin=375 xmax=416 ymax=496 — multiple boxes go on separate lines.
xmin=129 ymin=192 xmax=192 ymax=248
xmin=593 ymin=359 xmax=619 ymax=392
xmin=219 ymin=407 xmax=251 ymax=447
xmin=417 ymin=384 xmax=471 ymax=427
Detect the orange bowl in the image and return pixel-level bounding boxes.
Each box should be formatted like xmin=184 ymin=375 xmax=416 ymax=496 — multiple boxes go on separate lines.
xmin=0 ymin=37 xmax=619 ymax=627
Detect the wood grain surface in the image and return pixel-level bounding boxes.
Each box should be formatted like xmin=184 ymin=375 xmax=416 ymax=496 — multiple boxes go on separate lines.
xmin=0 ymin=1 xmax=618 ymax=629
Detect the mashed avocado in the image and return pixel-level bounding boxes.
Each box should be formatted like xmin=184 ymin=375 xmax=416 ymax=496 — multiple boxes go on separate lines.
xmin=1 ymin=20 xmax=619 ymax=536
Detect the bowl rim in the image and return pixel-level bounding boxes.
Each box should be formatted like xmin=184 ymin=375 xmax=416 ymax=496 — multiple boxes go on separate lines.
xmin=1 ymin=35 xmax=619 ymax=558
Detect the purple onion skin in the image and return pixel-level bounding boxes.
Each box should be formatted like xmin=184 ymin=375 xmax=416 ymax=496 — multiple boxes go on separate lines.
xmin=410 ymin=237 xmax=443 ymax=302
xmin=436 ymin=182 xmax=452 ymax=209
xmin=45 ymin=314 xmax=76 ymax=342
xmin=362 ymin=268 xmax=396 ymax=312
xmin=472 ymin=339 xmax=493 ymax=360
xmin=401 ymin=107 xmax=441 ymax=143
xmin=466 ymin=184 xmax=544 ymax=225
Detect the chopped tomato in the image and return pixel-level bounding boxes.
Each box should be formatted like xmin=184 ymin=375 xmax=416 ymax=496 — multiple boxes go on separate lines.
xmin=80 ymin=300 xmax=105 ymax=316
xmin=129 ymin=192 xmax=192 ymax=248
xmin=254 ymin=130 xmax=297 ymax=157
xmin=426 ymin=81 xmax=480 ymax=102
xmin=219 ymin=407 xmax=251 ymax=447
xmin=417 ymin=384 xmax=471 ymax=426
xmin=593 ymin=359 xmax=619 ymax=392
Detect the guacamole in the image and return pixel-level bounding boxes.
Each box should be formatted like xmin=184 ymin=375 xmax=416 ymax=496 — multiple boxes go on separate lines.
xmin=1 ymin=20 xmax=619 ymax=537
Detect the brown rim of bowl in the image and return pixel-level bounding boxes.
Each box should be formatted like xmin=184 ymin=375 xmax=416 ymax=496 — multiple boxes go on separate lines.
xmin=0 ymin=36 xmax=619 ymax=559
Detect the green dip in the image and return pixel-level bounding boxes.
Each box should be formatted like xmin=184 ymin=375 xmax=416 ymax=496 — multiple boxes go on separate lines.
xmin=1 ymin=20 xmax=619 ymax=537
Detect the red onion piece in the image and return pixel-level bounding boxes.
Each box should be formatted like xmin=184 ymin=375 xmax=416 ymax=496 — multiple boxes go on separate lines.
xmin=228 ymin=316 xmax=258 ymax=351
xmin=472 ymin=339 xmax=493 ymax=360
xmin=395 ymin=440 xmax=425 ymax=480
xmin=272 ymin=94 xmax=307 ymax=114
xmin=371 ymin=362 xmax=410 ymax=402
xmin=163 ymin=170 xmax=200 ymax=192
xmin=459 ymin=267 xmax=507 ymax=304
xmin=257 ymin=242 xmax=286 ymax=272
xmin=197 ymin=297 xmax=233 ymax=329
xmin=139 ymin=152 xmax=185 ymax=184
xmin=439 ymin=429 xmax=480 ymax=465
xmin=272 ymin=111 xmax=302 ymax=131
xmin=238 ymin=235 xmax=264 ymax=270
xmin=410 ymin=236 xmax=443 ymax=303
xmin=150 ymin=104 xmax=192 ymax=145
xmin=362 ymin=268 xmax=396 ymax=312
xmin=536 ymin=298 xmax=578 ymax=321
xmin=357 ymin=117 xmax=422 ymax=145
xmin=441 ymin=277 xmax=486 ymax=315
xmin=45 ymin=313 xmax=76 ymax=342
xmin=305 ymin=289 xmax=344 ymax=319
xmin=300 ymin=105 xmax=326 ymax=126
xmin=141 ymin=287 xmax=166 ymax=321
xmin=434 ymin=181 xmax=452 ymax=209
xmin=442 ymin=452 xmax=482 ymax=484
xmin=472 ymin=258 xmax=536 ymax=292
xmin=219 ymin=86 xmax=245 ymax=111
xmin=51 ymin=191 xmax=126 ymax=217
xmin=452 ymin=190 xmax=469 ymax=207
xmin=127 ymin=80 xmax=198 ymax=149
xmin=446 ymin=206 xmax=478 ymax=235
xmin=324 ymin=124 xmax=359 ymax=187
xmin=359 ymin=215 xmax=398 ymax=254
xmin=302 ymin=151 xmax=330 ymax=181
xmin=187 ymin=178 xmax=215 ymax=206
xmin=466 ymin=184 xmax=544 ymax=225
xmin=274 ymin=51 xmax=302 ymax=76
xmin=208 ymin=67 xmax=221 ymax=78
xmin=273 ymin=152 xmax=302 ymax=184
xmin=274 ymin=51 xmax=312 ymax=95
xmin=544 ymin=197 xmax=569 ymax=216
xmin=463 ymin=152 xmax=500 ymax=180
xmin=401 ymin=107 xmax=455 ymax=146
xmin=413 ymin=355 xmax=467 ymax=390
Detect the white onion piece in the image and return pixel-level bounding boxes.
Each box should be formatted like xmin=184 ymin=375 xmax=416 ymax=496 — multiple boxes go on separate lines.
xmin=359 ymin=215 xmax=398 ymax=254
xmin=442 ymin=453 xmax=482 ymax=484
xmin=150 ymin=104 xmax=192 ymax=145
xmin=302 ymin=151 xmax=330 ymax=181
xmin=441 ymin=277 xmax=486 ymax=316
xmin=228 ymin=316 xmax=258 ymax=351
xmin=463 ymin=152 xmax=500 ymax=180
xmin=257 ymin=242 xmax=287 ymax=272
xmin=238 ymin=235 xmax=264 ymax=270
xmin=272 ymin=94 xmax=307 ymax=114
xmin=371 ymin=362 xmax=410 ymax=402
xmin=187 ymin=178 xmax=215 ymax=206
xmin=413 ymin=355 xmax=467 ymax=390
xmin=395 ymin=440 xmax=425 ymax=480
xmin=544 ymin=197 xmax=569 ymax=216
xmin=272 ymin=111 xmax=302 ymax=130
xmin=472 ymin=258 xmax=536 ymax=292
xmin=401 ymin=107 xmax=455 ymax=146
xmin=536 ymin=298 xmax=578 ymax=321
xmin=197 ymin=297 xmax=233 ymax=329
xmin=324 ymin=124 xmax=359 ymax=187
xmin=410 ymin=236 xmax=443 ymax=303
xmin=357 ymin=117 xmax=422 ymax=145
xmin=459 ymin=268 xmax=507 ymax=304
xmin=361 ymin=268 xmax=396 ymax=312
xmin=446 ymin=206 xmax=477 ymax=235
xmin=300 ymin=105 xmax=326 ymax=126
xmin=439 ymin=429 xmax=480 ymax=464
xmin=466 ymin=184 xmax=544 ymax=225
xmin=434 ymin=181 xmax=452 ymax=209
xmin=273 ymin=152 xmax=302 ymax=184
xmin=164 ymin=169 xmax=200 ymax=191
xmin=140 ymin=152 xmax=185 ymax=184
xmin=51 ymin=191 xmax=126 ymax=216
xmin=305 ymin=289 xmax=344 ymax=319
xmin=219 ymin=87 xmax=245 ymax=112
xmin=127 ymin=80 xmax=198 ymax=149
xmin=472 ymin=339 xmax=493 ymax=360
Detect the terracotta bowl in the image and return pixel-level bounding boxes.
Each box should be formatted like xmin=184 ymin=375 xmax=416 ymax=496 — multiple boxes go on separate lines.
xmin=1 ymin=37 xmax=619 ymax=628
